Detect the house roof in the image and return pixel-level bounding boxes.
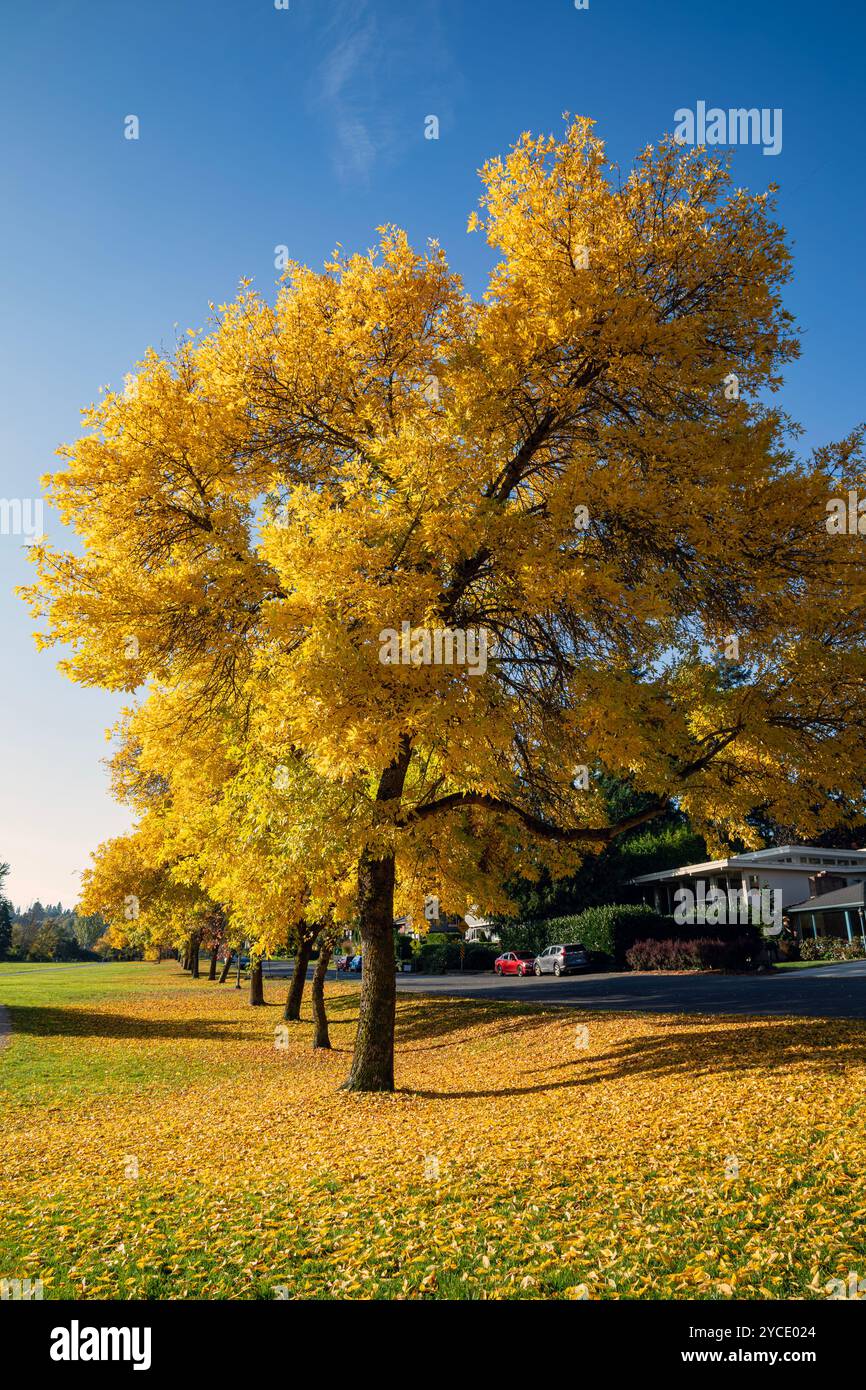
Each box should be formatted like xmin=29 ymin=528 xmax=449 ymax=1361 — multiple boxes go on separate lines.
xmin=628 ymin=845 xmax=866 ymax=886
xmin=786 ymin=883 xmax=866 ymax=915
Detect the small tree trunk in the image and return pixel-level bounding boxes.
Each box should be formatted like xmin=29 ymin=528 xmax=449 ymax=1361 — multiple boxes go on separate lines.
xmin=249 ymin=958 xmax=265 ymax=1006
xmin=342 ymin=851 xmax=396 ymax=1091
xmin=312 ymin=944 xmax=333 ymax=1049
xmin=283 ymin=937 xmax=314 ymax=1021
xmin=208 ymin=947 xmax=218 ymax=981
xmin=189 ymin=933 xmax=201 ymax=979
xmin=181 ymin=948 xmax=190 ymax=972
xmin=218 ymin=952 xmax=233 ymax=984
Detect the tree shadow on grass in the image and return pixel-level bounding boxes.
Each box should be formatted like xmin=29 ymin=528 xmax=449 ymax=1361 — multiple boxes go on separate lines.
xmin=399 ymin=1014 xmax=866 ymax=1100
xmin=317 ymin=995 xmax=359 ymax=1026
xmin=4 ymin=1004 xmax=265 ymax=1043
xmin=394 ymin=998 xmax=552 ymax=1049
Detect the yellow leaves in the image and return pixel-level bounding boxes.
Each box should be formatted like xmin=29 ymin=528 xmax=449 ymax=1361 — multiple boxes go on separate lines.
xmin=2 ymin=965 xmax=865 ymax=1299
xmin=19 ymin=117 xmax=866 ymax=989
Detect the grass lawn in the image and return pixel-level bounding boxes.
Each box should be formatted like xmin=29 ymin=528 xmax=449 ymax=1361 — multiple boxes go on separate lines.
xmin=774 ymin=960 xmax=843 ymax=971
xmin=1 ymin=962 xmax=864 ymax=1300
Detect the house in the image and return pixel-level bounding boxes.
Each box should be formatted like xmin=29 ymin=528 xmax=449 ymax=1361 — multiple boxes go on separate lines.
xmin=394 ymin=914 xmax=463 ymax=940
xmin=784 ymin=881 xmax=866 ymax=945
xmin=629 ymin=845 xmax=866 ymax=938
xmin=394 ymin=912 xmax=501 ymax=944
xmin=463 ymin=914 xmax=501 ymax=945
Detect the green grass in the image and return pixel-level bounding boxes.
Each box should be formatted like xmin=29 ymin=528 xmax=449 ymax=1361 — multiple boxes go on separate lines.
xmin=2 ymin=961 xmax=864 ymax=1300
xmin=774 ymin=960 xmax=843 ymax=971
xmin=0 ymin=960 xmax=163 ymax=1003
xmin=0 ymin=962 xmax=223 ymax=1104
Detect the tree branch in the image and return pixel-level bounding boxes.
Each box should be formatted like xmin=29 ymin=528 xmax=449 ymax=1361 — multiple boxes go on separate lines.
xmin=399 ymin=791 xmax=669 ymax=843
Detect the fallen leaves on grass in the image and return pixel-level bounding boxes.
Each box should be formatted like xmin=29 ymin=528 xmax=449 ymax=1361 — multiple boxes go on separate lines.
xmin=1 ymin=967 xmax=864 ymax=1300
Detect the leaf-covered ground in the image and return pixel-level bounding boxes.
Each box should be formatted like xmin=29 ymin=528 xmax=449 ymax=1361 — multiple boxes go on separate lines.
xmin=0 ymin=962 xmax=863 ymax=1300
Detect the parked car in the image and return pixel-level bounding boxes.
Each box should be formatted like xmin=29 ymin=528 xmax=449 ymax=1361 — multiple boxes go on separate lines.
xmin=494 ymin=950 xmax=537 ymax=977
xmin=534 ymin=943 xmax=590 ymax=976
xmin=348 ymin=954 xmax=363 ymax=973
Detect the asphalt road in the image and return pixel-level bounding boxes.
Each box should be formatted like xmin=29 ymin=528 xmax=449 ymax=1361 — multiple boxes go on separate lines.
xmin=391 ymin=960 xmax=866 ymax=1019
xmin=2 ymin=959 xmax=863 ymax=1019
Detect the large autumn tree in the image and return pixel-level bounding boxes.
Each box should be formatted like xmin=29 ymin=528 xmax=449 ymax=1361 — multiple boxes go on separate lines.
xmin=23 ymin=119 xmax=866 ymax=1090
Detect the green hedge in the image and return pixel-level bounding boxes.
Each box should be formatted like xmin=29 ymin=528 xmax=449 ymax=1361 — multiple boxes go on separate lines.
xmin=417 ymin=944 xmax=450 ymax=973
xmin=559 ymin=903 xmax=673 ymax=966
xmin=395 ymin=934 xmax=414 ymax=961
xmin=497 ymin=919 xmax=558 ymax=955
xmin=499 ymin=903 xmax=671 ymax=966
xmin=499 ymin=903 xmax=761 ymax=970
xmin=414 ymin=941 xmax=500 ymax=973
xmin=464 ymin=944 xmax=499 ymax=971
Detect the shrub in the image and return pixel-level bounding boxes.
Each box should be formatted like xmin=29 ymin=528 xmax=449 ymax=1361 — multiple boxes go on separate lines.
xmin=417 ymin=945 xmax=448 ymax=974
xmin=496 ymin=919 xmax=555 ymax=955
xmin=626 ymin=938 xmax=694 ymax=971
xmin=464 ymin=945 xmax=499 ymax=971
xmin=799 ymin=936 xmax=866 ymax=962
xmin=498 ymin=903 xmax=671 ymax=964
xmin=566 ymin=903 xmax=674 ymax=967
xmin=625 ymin=936 xmax=758 ymax=972
xmin=693 ymin=936 xmax=760 ymax=970
xmin=799 ymin=938 xmax=825 ymax=961
xmin=499 ymin=903 xmax=763 ymax=971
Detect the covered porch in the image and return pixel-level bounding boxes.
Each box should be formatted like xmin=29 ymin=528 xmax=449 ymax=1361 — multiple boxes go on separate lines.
xmin=786 ymin=883 xmax=866 ymax=945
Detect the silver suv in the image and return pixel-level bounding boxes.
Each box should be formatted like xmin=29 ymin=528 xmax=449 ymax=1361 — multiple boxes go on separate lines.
xmin=534 ymin=943 xmax=589 ymax=977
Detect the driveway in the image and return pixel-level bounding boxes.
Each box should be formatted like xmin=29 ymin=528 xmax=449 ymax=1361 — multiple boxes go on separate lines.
xmin=391 ymin=960 xmax=866 ymax=1020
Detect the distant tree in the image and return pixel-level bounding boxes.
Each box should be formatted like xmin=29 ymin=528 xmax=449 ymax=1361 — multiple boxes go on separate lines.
xmin=0 ymin=900 xmax=12 ymax=961
xmin=71 ymin=910 xmax=106 ymax=951
xmin=27 ymin=920 xmax=61 ymax=961
xmin=0 ymin=862 xmax=11 ymax=960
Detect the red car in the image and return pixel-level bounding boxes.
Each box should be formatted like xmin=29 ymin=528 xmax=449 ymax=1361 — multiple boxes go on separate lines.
xmin=494 ymin=951 xmax=536 ymax=977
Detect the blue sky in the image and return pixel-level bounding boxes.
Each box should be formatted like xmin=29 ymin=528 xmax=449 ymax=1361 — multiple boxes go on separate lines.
xmin=1 ymin=0 xmax=864 ymax=907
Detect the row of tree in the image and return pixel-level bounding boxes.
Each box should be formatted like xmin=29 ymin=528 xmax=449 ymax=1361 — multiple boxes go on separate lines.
xmin=0 ymin=874 xmax=106 ymax=962
xmin=20 ymin=118 xmax=866 ymax=1088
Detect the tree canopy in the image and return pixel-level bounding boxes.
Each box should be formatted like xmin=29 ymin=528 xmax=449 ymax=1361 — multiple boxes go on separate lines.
xmin=23 ymin=118 xmax=866 ymax=1089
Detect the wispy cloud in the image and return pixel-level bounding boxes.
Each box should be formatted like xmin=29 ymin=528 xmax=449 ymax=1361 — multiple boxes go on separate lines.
xmin=317 ymin=4 xmax=379 ymax=179
xmin=308 ymin=0 xmax=455 ymax=185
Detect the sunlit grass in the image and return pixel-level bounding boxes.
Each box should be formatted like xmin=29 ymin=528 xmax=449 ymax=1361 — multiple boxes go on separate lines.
xmin=1 ymin=963 xmax=864 ymax=1300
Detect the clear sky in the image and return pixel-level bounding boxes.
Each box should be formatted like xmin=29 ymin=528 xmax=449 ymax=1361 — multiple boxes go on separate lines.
xmin=1 ymin=0 xmax=864 ymax=908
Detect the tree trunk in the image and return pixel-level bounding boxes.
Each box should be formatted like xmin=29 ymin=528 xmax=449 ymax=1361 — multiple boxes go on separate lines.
xmin=312 ymin=944 xmax=333 ymax=1049
xmin=189 ymin=933 xmax=201 ymax=979
xmin=283 ymin=936 xmax=314 ymax=1021
xmin=208 ymin=947 xmax=218 ymax=981
xmin=342 ymin=852 xmax=397 ymax=1091
xmin=249 ymin=958 xmax=264 ymax=1006
xmin=218 ymin=951 xmax=233 ymax=984
xmin=181 ymin=947 xmax=190 ymax=971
